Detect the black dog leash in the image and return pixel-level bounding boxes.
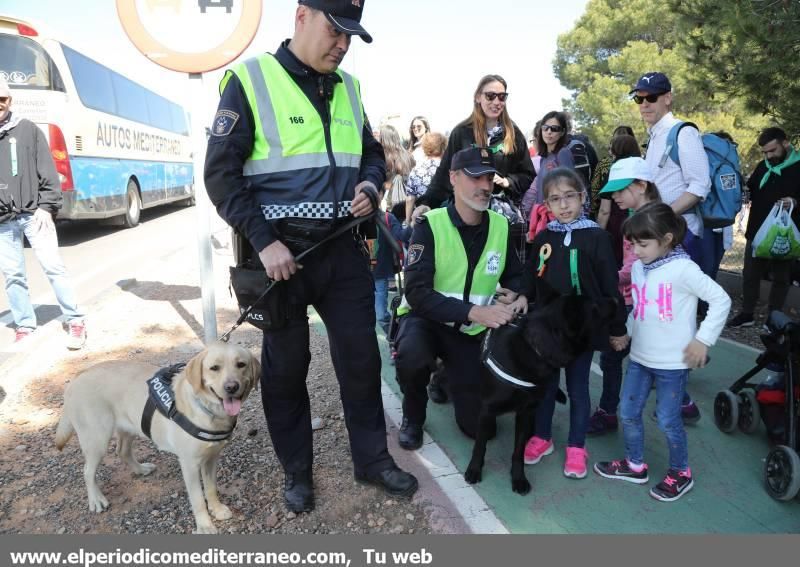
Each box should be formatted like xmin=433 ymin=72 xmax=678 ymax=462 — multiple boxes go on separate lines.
xmin=220 ymin=189 xmax=401 ymax=342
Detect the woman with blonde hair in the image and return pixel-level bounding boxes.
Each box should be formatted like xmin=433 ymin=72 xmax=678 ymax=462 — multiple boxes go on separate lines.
xmin=418 ymin=74 xmax=533 ymax=211
xmin=405 ymin=132 xmax=447 ymax=221
xmin=379 ymin=125 xmax=415 ymax=215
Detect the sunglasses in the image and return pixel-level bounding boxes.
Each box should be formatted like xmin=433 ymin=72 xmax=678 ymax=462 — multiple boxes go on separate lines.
xmin=483 ymin=92 xmax=509 ymax=102
xmin=541 ymin=124 xmax=564 ymax=133
xmin=0 ymin=97 xmax=9 ymax=104
xmin=632 ymin=93 xmax=663 ymax=104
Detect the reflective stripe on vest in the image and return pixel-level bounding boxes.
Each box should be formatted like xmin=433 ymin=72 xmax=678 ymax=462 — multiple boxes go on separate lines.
xmin=221 ymin=54 xmax=364 ymax=218
xmin=397 ymin=208 xmax=508 ymax=335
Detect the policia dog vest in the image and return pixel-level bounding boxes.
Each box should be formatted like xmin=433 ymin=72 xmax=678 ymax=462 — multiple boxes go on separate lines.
xmin=398 ymin=208 xmax=508 ymax=335
xmin=221 ymin=54 xmax=365 ymax=220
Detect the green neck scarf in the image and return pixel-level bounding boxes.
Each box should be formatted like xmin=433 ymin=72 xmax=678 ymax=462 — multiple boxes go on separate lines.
xmin=760 ymin=146 xmax=800 ymax=189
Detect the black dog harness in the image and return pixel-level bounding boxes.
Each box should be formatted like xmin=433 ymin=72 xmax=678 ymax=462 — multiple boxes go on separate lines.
xmin=141 ymin=364 xmax=235 ymax=442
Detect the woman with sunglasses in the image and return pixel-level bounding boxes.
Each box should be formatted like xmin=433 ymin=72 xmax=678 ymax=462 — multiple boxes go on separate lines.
xmin=529 ymin=111 xmax=575 ymax=207
xmin=407 ymin=116 xmax=430 ymax=163
xmin=417 ymin=75 xmax=534 ymax=211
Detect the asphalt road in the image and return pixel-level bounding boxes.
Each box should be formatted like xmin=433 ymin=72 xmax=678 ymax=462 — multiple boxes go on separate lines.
xmin=0 ymin=204 xmax=229 ymax=350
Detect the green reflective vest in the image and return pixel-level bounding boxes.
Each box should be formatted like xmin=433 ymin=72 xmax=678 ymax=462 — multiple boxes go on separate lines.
xmin=398 ymin=208 xmax=509 ymax=335
xmin=220 ymin=54 xmax=364 ymax=218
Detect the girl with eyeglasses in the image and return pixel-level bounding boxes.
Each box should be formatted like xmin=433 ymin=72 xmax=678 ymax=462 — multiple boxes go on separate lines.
xmin=417 ymin=74 xmax=534 ymax=212
xmin=521 ymin=168 xmax=628 ymax=480
xmin=406 ymin=116 xmax=430 ymax=163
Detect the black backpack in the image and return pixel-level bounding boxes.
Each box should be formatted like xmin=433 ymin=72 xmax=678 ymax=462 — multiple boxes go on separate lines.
xmin=566 ymin=134 xmax=598 ymax=216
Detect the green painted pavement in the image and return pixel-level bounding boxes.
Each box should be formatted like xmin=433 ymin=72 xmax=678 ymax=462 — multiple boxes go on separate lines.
xmin=375 ymin=330 xmax=800 ymax=534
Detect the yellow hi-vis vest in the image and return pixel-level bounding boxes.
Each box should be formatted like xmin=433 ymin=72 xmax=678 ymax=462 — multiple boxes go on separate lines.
xmin=220 ymin=54 xmax=364 ymax=219
xmin=397 ymin=208 xmax=508 ymax=335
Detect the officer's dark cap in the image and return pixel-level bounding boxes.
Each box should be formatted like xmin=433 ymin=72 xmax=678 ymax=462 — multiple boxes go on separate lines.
xmin=451 ymin=147 xmax=497 ymax=178
xmin=299 ymin=0 xmax=373 ymax=43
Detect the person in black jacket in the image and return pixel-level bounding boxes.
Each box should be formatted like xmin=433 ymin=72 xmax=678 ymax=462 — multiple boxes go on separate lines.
xmin=0 ymin=76 xmax=86 ymax=349
xmin=417 ymin=74 xmax=534 ymax=210
xmin=204 ymin=0 xmax=418 ymax=514
xmin=727 ymin=127 xmax=800 ymax=328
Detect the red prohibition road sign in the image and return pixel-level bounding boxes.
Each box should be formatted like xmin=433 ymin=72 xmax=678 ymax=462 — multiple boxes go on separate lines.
xmin=116 ymin=0 xmax=262 ymax=73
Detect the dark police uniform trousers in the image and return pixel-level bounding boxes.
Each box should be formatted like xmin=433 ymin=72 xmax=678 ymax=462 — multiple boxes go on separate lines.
xmin=259 ymin=232 xmax=394 ymax=476
xmin=394 ymin=314 xmax=489 ymax=438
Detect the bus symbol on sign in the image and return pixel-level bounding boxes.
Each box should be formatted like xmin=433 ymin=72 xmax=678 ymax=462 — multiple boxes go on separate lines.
xmin=199 ymin=0 xmax=234 ymax=13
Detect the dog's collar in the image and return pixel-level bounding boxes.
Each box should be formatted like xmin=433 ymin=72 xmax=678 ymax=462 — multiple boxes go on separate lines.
xmin=141 ymin=364 xmax=236 ymax=443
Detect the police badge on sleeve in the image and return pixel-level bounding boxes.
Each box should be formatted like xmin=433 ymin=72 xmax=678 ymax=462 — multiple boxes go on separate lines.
xmin=212 ymin=110 xmax=240 ymax=137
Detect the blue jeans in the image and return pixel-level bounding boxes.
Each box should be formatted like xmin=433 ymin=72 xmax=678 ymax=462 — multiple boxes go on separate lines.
xmin=620 ymin=360 xmax=689 ymax=471
xmin=699 ymin=227 xmax=725 ymax=281
xmin=597 ymin=305 xmax=633 ymax=415
xmin=0 ymin=214 xmax=82 ymax=329
xmin=373 ymin=276 xmax=391 ymax=324
xmin=535 ymin=350 xmax=594 ymax=448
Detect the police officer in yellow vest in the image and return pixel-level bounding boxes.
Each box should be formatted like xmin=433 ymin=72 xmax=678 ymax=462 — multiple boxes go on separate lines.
xmin=204 ymin=0 xmax=417 ymax=513
xmin=395 ymin=147 xmax=528 ymax=449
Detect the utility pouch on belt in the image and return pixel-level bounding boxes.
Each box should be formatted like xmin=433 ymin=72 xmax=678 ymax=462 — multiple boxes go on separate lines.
xmin=276 ymin=218 xmax=333 ymax=255
xmin=229 ymin=231 xmax=289 ymax=332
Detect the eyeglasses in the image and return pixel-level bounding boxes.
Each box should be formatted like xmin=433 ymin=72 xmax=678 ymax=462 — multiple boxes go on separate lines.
xmin=541 ymin=124 xmax=564 ymax=133
xmin=546 ymin=191 xmax=583 ymax=206
xmin=483 ymin=92 xmax=509 ymax=102
xmin=632 ymin=93 xmax=663 ymax=105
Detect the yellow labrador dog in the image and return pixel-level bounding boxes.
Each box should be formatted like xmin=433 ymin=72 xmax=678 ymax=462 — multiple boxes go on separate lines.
xmin=55 ymin=341 xmax=260 ymax=534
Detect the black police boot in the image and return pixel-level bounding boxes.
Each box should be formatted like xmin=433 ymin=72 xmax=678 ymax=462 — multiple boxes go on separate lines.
xmin=283 ymin=469 xmax=314 ymax=513
xmin=355 ymin=465 xmax=419 ymax=498
xmin=427 ymin=369 xmax=448 ymax=404
xmin=398 ymin=417 xmax=423 ymax=450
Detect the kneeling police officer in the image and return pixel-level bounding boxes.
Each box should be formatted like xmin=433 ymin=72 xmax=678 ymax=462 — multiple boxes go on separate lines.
xmin=395 ymin=147 xmax=528 ymax=448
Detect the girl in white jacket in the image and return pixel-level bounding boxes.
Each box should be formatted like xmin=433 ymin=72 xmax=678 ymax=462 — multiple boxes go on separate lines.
xmin=594 ymin=203 xmax=731 ymax=502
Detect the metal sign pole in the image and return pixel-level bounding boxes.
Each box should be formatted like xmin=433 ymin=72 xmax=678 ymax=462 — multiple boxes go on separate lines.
xmin=189 ymin=72 xmax=218 ymax=343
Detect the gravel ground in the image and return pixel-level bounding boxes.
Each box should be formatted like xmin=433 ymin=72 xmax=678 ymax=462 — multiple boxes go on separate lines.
xmin=0 ymin=251 xmax=438 ymax=535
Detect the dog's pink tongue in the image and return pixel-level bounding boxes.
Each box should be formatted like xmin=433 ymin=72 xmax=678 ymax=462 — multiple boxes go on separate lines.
xmin=223 ymin=397 xmax=242 ymax=417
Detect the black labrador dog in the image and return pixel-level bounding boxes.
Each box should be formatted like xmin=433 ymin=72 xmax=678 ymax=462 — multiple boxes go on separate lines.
xmin=464 ymin=280 xmax=617 ymax=494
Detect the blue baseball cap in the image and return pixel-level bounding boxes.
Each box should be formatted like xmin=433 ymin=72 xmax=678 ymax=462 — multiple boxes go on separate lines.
xmin=629 ymin=72 xmax=672 ymax=95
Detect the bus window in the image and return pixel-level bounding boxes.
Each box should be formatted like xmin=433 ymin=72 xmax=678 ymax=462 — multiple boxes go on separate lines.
xmin=146 ymin=91 xmax=171 ymax=132
xmin=170 ymin=104 xmax=189 ymax=137
xmin=62 ymin=44 xmax=116 ymax=116
xmin=0 ymin=33 xmax=63 ymax=91
xmin=112 ymin=73 xmax=149 ymax=125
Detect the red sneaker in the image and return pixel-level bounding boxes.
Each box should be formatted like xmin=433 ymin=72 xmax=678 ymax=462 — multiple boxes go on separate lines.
xmin=66 ymin=320 xmax=87 ymax=350
xmin=15 ymin=327 xmax=34 ymax=343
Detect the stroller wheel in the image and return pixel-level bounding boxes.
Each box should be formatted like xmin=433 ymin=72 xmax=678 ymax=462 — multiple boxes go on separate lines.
xmin=737 ymin=390 xmax=761 ymax=434
xmin=714 ymin=390 xmax=739 ymax=433
xmin=764 ymin=445 xmax=800 ymax=501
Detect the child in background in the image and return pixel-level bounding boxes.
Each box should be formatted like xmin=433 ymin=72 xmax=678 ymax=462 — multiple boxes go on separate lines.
xmin=522 ymin=168 xmax=628 ymax=478
xmin=588 ymin=157 xmax=661 ymax=435
xmin=594 ymin=203 xmax=731 ymax=501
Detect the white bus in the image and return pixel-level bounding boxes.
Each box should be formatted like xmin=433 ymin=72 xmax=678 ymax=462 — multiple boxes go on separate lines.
xmin=0 ymin=15 xmax=194 ymax=227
